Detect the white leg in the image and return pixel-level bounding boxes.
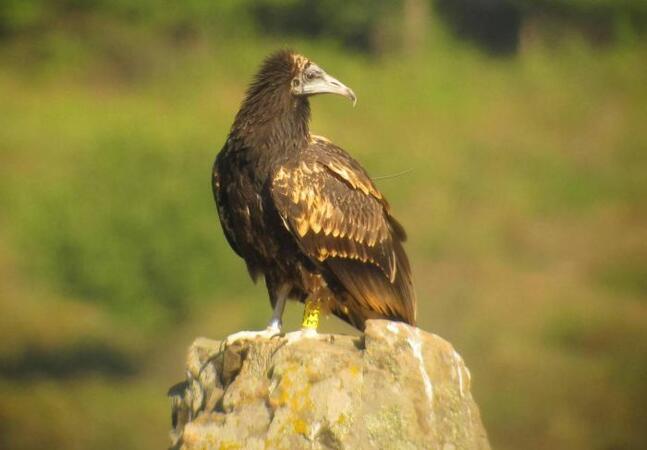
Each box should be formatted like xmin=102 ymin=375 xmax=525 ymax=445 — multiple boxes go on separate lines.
xmin=267 ymin=290 xmax=287 ymax=331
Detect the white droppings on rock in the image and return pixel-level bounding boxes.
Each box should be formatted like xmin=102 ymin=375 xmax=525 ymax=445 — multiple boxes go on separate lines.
xmin=268 ymin=375 xmax=280 ymax=395
xmin=452 ymin=350 xmax=465 ymax=398
xmin=309 ymin=421 xmax=321 ymax=441
xmin=386 ymin=322 xmax=400 ymax=334
xmin=407 ymin=328 xmax=434 ymax=408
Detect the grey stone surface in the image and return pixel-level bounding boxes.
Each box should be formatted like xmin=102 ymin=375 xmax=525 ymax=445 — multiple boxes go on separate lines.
xmin=168 ymin=320 xmax=490 ymax=450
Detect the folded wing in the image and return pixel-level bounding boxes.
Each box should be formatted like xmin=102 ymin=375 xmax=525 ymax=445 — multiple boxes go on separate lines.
xmin=270 ymin=138 xmax=415 ymax=327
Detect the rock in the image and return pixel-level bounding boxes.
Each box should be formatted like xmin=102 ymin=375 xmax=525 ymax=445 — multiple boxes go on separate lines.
xmin=168 ymin=320 xmax=490 ymax=450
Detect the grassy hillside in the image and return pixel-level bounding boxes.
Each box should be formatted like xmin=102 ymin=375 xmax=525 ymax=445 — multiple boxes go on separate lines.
xmin=0 ymin=33 xmax=646 ymax=449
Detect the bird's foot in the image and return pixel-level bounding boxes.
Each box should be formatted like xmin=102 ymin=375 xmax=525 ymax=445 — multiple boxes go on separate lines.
xmin=283 ymin=328 xmax=331 ymax=346
xmin=223 ymin=324 xmax=282 ymax=348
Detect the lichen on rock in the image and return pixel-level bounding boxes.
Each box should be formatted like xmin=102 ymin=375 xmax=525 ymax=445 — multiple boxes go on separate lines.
xmin=168 ymin=320 xmax=490 ymax=450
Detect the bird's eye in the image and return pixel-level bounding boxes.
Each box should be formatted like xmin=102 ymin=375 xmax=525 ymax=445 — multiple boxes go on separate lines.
xmin=305 ymin=71 xmax=316 ymax=81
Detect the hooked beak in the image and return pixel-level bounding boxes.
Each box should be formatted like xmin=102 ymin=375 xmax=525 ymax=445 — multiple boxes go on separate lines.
xmin=303 ymin=71 xmax=357 ymax=106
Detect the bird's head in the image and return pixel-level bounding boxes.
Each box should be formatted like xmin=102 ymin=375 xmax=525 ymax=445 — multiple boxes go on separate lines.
xmin=233 ymin=50 xmax=356 ymax=146
xmin=288 ymin=53 xmax=357 ymax=105
xmin=250 ymin=50 xmax=357 ymax=106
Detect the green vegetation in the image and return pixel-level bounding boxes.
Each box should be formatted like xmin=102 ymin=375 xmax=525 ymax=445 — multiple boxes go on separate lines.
xmin=1 ymin=3 xmax=646 ymax=450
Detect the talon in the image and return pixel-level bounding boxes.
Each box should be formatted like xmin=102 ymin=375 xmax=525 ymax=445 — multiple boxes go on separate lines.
xmin=302 ymin=328 xmax=318 ymax=338
xmin=283 ymin=328 xmax=326 ymax=346
xmin=222 ymin=326 xmax=283 ymax=348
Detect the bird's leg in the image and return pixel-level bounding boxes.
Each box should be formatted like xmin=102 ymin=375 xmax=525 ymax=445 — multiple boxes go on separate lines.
xmin=266 ymin=291 xmax=287 ymax=333
xmin=298 ymin=273 xmax=325 ymax=335
xmin=284 ymin=297 xmax=327 ymax=344
xmin=301 ymin=297 xmax=321 ymax=333
xmin=223 ymin=286 xmax=288 ymax=347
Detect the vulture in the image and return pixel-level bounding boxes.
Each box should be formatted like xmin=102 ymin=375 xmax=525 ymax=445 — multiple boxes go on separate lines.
xmin=212 ymin=50 xmax=415 ymax=337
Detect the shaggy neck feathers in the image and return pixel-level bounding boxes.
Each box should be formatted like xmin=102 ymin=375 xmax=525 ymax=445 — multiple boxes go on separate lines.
xmin=231 ymin=51 xmax=310 ymax=153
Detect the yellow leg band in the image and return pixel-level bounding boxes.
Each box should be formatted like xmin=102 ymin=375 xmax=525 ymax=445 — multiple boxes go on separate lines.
xmin=301 ymin=299 xmax=321 ymax=330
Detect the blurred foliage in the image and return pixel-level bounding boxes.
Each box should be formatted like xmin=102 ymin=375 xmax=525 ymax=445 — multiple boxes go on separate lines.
xmin=1 ymin=0 xmax=647 ymax=52
xmin=517 ymin=0 xmax=647 ymax=15
xmin=12 ymin=136 xmax=227 ymax=325
xmin=0 ymin=0 xmax=251 ymax=38
xmin=0 ymin=2 xmax=646 ymax=450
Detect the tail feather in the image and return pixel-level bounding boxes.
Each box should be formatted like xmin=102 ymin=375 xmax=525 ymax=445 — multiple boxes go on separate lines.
xmin=326 ymin=240 xmax=415 ymax=330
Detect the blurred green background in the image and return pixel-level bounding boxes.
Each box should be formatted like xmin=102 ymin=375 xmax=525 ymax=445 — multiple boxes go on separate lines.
xmin=0 ymin=1 xmax=646 ymax=449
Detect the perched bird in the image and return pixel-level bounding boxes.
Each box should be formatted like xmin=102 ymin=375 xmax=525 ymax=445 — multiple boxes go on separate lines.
xmin=212 ymin=50 xmax=415 ymax=339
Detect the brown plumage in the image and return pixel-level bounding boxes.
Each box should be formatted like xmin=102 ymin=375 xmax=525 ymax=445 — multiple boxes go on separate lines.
xmin=212 ymin=50 xmax=415 ymax=331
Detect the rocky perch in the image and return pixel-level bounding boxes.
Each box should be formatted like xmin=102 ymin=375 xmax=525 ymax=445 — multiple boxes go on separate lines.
xmin=168 ymin=320 xmax=490 ymax=450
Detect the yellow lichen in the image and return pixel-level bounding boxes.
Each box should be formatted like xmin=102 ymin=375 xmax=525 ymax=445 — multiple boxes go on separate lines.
xmin=293 ymin=418 xmax=308 ymax=435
